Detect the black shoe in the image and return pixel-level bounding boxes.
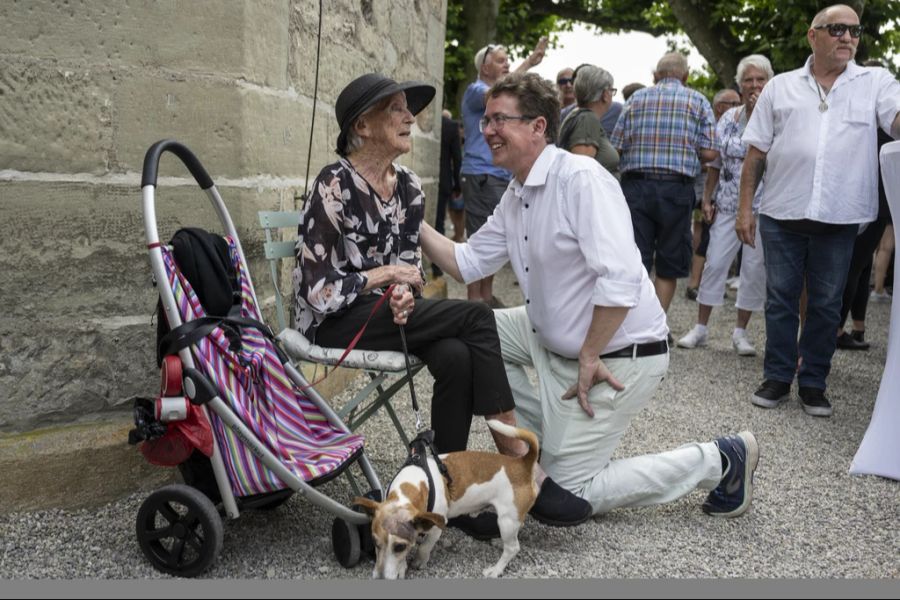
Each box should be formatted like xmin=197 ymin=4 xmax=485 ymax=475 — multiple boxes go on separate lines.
xmin=836 ymin=331 xmax=869 ymax=351
xmin=798 ymin=387 xmax=833 ymax=417
xmin=528 ymin=477 xmax=593 ymax=527
xmin=447 ymin=512 xmax=500 ymax=541
xmin=751 ymin=379 xmax=791 ymax=409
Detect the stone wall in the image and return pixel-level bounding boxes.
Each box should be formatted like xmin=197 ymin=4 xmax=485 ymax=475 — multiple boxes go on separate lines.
xmin=0 ymin=0 xmax=447 ymax=432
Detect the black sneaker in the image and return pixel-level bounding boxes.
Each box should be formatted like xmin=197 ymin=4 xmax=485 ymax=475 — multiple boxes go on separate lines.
xmin=798 ymin=387 xmax=833 ymax=417
xmin=836 ymin=331 xmax=869 ymax=351
xmin=447 ymin=512 xmax=500 ymax=541
xmin=528 ymin=477 xmax=593 ymax=527
xmin=751 ymin=379 xmax=791 ymax=409
xmin=702 ymin=431 xmax=759 ymax=518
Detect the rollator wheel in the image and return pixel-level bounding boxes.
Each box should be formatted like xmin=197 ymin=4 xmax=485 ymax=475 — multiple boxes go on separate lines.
xmin=331 ymin=517 xmax=361 ymax=568
xmin=136 ymin=484 xmax=224 ymax=577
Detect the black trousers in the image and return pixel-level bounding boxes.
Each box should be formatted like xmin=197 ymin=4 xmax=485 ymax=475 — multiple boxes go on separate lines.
xmin=315 ymin=296 xmax=515 ymax=453
xmin=840 ymin=217 xmax=888 ymax=327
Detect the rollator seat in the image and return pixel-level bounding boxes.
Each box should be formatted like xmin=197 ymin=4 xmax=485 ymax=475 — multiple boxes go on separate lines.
xmin=278 ymin=328 xmax=423 ymax=372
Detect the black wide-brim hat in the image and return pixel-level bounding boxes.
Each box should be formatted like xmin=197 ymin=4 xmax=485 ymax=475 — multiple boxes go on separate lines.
xmin=335 ymin=73 xmax=436 ymax=156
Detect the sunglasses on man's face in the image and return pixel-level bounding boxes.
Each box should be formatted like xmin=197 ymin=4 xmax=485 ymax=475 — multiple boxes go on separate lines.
xmin=814 ymin=23 xmax=863 ymax=38
xmin=557 ymin=77 xmax=574 ymax=86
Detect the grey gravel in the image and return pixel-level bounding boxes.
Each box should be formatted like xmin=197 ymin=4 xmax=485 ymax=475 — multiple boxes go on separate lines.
xmin=1 ymin=263 xmax=898 ymax=579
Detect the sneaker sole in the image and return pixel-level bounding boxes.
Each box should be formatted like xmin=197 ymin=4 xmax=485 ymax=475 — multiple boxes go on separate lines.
xmin=707 ymin=431 xmax=759 ymax=518
xmin=801 ymin=403 xmax=833 ymax=417
xmin=676 ymin=339 xmax=707 ymax=349
xmin=751 ymin=392 xmax=789 ymax=408
xmin=529 ymin=509 xmax=593 ymax=528
xmin=733 ymin=344 xmax=757 ymax=357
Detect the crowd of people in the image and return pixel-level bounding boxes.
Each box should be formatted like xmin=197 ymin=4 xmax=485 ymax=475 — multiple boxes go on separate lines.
xmin=291 ymin=4 xmax=900 ymax=540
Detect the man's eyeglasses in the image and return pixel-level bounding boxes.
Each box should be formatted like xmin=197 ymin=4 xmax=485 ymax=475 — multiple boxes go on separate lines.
xmin=606 ymin=87 xmax=618 ymax=97
xmin=813 ymin=23 xmax=863 ymax=38
xmin=716 ymin=100 xmax=742 ymax=108
xmin=557 ymin=77 xmax=574 ymax=86
xmin=479 ymin=113 xmax=537 ymax=133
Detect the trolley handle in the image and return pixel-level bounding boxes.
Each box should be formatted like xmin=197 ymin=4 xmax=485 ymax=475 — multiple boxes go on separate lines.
xmin=141 ymin=139 xmax=214 ymax=190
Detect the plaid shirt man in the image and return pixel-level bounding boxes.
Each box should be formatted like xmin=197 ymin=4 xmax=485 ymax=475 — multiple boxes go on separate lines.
xmin=611 ymin=78 xmax=716 ymax=177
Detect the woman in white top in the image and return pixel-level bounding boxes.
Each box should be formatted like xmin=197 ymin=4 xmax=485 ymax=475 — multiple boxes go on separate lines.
xmin=677 ymin=55 xmax=774 ymax=355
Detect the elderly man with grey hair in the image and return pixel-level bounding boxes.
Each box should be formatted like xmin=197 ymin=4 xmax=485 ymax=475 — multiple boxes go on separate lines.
xmin=558 ymin=64 xmax=620 ymax=177
xmin=611 ymin=52 xmax=718 ymax=316
xmin=737 ymin=4 xmax=900 ymax=417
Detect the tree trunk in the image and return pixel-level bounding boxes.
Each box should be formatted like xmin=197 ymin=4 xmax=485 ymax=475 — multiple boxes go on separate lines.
xmin=453 ymin=0 xmax=501 ymax=113
xmin=668 ymin=0 xmax=739 ymax=87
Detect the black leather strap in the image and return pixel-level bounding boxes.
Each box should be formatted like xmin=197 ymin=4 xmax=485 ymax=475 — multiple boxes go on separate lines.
xmin=600 ymin=340 xmax=669 ymax=360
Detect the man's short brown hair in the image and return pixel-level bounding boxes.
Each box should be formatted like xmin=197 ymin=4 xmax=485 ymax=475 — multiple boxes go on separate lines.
xmin=486 ymin=72 xmax=560 ymax=143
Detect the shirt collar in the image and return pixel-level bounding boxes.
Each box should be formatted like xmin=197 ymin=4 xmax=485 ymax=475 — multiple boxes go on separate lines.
xmin=656 ymin=77 xmax=684 ymax=88
xmin=510 ymin=145 xmax=559 ymax=195
xmin=802 ymin=55 xmax=865 ymax=85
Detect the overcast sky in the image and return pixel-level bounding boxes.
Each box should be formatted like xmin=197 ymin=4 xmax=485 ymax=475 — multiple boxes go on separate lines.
xmin=513 ymin=24 xmax=708 ymax=102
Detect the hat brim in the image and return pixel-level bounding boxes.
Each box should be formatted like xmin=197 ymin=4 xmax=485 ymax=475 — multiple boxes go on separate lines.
xmin=337 ymin=80 xmax=436 ymax=156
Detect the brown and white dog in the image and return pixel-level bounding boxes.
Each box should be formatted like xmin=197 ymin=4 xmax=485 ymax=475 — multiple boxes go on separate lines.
xmin=354 ymin=420 xmax=539 ymax=579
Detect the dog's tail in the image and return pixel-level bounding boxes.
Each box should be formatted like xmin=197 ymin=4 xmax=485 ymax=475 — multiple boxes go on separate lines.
xmin=486 ymin=420 xmax=539 ymax=466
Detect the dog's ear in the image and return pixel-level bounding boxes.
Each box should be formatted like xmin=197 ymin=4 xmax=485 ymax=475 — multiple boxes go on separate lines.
xmin=413 ymin=511 xmax=447 ymax=532
xmin=352 ymin=496 xmax=381 ymax=516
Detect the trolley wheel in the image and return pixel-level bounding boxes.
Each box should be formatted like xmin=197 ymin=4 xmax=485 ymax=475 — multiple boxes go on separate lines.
xmin=331 ymin=517 xmax=361 ymax=568
xmin=136 ymin=484 xmax=224 ymax=577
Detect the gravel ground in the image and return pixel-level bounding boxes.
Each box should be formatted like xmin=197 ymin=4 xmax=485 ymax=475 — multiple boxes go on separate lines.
xmin=2 ymin=264 xmax=898 ymax=579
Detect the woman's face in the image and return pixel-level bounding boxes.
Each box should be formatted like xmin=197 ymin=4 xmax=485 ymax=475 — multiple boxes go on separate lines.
xmin=739 ymin=65 xmax=768 ymax=109
xmin=357 ymin=92 xmax=416 ymax=157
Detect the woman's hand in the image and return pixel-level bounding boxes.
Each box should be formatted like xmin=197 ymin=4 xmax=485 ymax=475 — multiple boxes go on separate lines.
xmin=702 ymin=199 xmax=717 ymax=224
xmin=389 ymin=284 xmax=416 ymax=326
xmin=391 ymin=264 xmax=425 ymax=295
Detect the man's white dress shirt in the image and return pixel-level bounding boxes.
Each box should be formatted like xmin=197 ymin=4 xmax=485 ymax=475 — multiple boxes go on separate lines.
xmin=455 ymin=145 xmax=668 ymax=358
xmin=743 ymin=57 xmax=900 ymax=224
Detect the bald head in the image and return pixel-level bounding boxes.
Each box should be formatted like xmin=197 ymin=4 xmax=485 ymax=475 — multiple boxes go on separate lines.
xmin=655 ymin=52 xmax=689 ymax=81
xmin=811 ymin=4 xmax=859 ymax=28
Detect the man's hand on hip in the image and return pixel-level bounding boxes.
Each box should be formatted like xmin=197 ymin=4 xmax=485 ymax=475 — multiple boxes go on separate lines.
xmin=562 ymin=356 xmax=625 ymax=418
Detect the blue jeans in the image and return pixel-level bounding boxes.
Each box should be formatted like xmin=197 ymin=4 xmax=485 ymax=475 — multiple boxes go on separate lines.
xmin=759 ymin=215 xmax=858 ymax=390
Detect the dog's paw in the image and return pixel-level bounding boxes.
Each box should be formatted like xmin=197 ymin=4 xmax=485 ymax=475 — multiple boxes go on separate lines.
xmin=482 ymin=564 xmax=504 ymax=578
xmin=409 ymin=553 xmax=430 ymax=571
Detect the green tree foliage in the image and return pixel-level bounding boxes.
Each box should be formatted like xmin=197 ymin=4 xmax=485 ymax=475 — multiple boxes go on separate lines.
xmin=444 ymin=0 xmax=900 ymax=109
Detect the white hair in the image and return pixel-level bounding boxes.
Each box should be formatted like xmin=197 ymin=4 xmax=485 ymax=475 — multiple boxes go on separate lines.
xmin=474 ymin=44 xmax=505 ymax=71
xmin=735 ymin=54 xmax=774 ymax=84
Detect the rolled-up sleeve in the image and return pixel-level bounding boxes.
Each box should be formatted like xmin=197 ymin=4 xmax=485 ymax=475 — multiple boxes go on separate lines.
xmin=565 ymin=168 xmax=643 ymax=308
xmin=742 ymin=83 xmax=775 ymax=153
xmin=454 ymin=198 xmax=511 ymax=284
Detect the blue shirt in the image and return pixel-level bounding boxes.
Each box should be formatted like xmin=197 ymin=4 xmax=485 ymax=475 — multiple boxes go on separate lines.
xmin=461 ymin=79 xmax=512 ymax=179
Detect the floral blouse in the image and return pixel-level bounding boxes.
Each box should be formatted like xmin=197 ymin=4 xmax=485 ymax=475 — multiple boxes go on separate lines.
xmin=292 ymin=158 xmax=425 ymax=339
xmin=713 ymin=105 xmax=764 ymax=215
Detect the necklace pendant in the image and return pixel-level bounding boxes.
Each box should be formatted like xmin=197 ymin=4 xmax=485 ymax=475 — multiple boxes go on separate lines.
xmin=819 ymin=101 xmax=828 ymax=113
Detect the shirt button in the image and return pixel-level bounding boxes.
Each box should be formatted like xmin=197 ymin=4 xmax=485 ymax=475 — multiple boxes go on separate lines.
xmin=526 ymin=299 xmax=530 ymax=304
xmin=525 ymin=267 xmax=529 ymax=272
xmin=524 ymin=236 xmax=528 ymax=241
xmin=525 ymin=204 xmax=529 ymax=208
xmin=532 ymin=328 xmax=536 ymax=333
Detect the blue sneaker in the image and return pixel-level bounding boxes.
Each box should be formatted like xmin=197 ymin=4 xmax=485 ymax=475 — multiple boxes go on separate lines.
xmin=702 ymin=431 xmax=759 ymax=518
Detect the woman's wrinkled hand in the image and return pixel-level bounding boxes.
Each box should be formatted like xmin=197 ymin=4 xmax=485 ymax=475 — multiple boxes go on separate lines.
xmin=389 ymin=284 xmax=416 ymax=326
xmin=392 ymin=264 xmax=424 ymax=295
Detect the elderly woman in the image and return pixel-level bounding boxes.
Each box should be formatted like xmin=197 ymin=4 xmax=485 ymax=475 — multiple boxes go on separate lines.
xmin=557 ymin=64 xmax=620 ymax=177
xmin=293 ymin=73 xmax=591 ymax=535
xmin=677 ymin=55 xmax=774 ymax=355
xmin=292 ymin=73 xmax=521 ymax=457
